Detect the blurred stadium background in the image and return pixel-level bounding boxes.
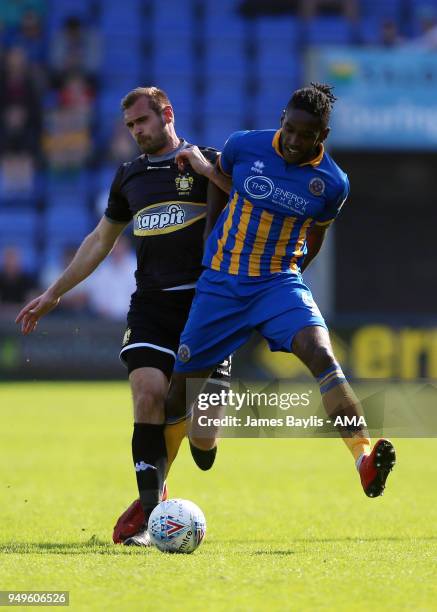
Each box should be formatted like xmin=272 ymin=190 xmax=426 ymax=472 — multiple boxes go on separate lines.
xmin=1 ymin=0 xmax=437 ymax=381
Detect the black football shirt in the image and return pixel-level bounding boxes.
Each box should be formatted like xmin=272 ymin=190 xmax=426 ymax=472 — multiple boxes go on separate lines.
xmin=105 ymin=141 xmax=219 ymax=293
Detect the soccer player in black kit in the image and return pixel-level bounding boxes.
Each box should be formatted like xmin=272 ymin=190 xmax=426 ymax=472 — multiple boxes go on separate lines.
xmin=16 ymin=87 xmax=231 ymax=546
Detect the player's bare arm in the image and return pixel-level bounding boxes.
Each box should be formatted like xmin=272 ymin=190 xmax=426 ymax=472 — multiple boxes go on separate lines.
xmin=15 ymin=216 xmax=127 ymax=334
xmin=175 ymin=146 xmax=232 ymax=194
xmin=300 ymin=224 xmax=328 ymax=273
xmin=204 ymin=181 xmax=229 ymax=243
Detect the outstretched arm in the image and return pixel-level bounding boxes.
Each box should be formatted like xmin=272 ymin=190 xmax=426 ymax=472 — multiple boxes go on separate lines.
xmin=300 ymin=224 xmax=328 ymax=273
xmin=175 ymin=146 xmax=232 ymax=195
xmin=16 ymin=216 xmax=128 ymax=334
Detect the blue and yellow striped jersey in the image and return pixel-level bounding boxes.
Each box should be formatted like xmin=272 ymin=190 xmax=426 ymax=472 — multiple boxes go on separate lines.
xmin=203 ymin=129 xmax=349 ymax=277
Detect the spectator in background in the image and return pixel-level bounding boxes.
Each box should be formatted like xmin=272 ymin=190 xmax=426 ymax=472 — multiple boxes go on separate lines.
xmin=43 ymin=74 xmax=94 ymax=171
xmin=86 ymin=235 xmax=136 ymax=321
xmin=0 ymin=47 xmax=41 ymax=197
xmin=0 ymin=46 xmax=42 ymax=133
xmin=0 ymin=105 xmax=37 ymax=197
xmin=8 ymin=10 xmax=47 ymax=70
xmin=380 ymin=19 xmax=404 ymax=47
xmin=407 ymin=5 xmax=437 ymax=49
xmin=40 ymin=245 xmax=92 ymax=315
xmin=0 ymin=0 xmax=46 ymax=31
xmin=0 ymin=246 xmax=36 ymax=306
xmin=50 ymin=16 xmax=101 ymax=86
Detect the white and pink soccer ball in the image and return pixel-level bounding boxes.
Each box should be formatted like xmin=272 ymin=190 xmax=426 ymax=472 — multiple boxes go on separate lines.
xmin=148 ymin=499 xmax=206 ymax=554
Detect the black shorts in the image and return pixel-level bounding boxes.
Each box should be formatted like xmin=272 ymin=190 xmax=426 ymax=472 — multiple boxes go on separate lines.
xmin=120 ymin=289 xmax=231 ymax=386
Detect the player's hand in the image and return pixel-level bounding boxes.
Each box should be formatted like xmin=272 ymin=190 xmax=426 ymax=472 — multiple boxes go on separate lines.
xmin=15 ymin=291 xmax=60 ymax=335
xmin=175 ymin=146 xmax=213 ymax=178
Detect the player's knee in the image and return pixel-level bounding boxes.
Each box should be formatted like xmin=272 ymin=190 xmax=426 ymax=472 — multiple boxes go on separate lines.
xmin=306 ymin=344 xmax=336 ymax=377
xmin=133 ymin=389 xmax=165 ymax=423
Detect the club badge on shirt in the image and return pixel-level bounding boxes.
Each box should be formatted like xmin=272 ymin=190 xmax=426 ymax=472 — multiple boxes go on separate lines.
xmin=175 ymin=174 xmax=194 ymax=195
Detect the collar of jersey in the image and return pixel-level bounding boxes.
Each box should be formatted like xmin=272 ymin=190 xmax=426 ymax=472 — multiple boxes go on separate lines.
xmin=145 ymin=139 xmax=189 ymax=163
xmin=272 ymin=130 xmax=324 ymax=167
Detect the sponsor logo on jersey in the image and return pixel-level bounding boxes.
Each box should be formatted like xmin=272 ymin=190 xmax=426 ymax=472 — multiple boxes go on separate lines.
xmin=272 ymin=187 xmax=309 ymax=214
xmin=122 ymin=327 xmax=131 ymax=346
xmin=309 ymin=177 xmax=325 ymax=196
xmin=244 ymin=175 xmax=274 ymax=199
xmin=250 ymin=160 xmax=265 ymax=174
xmin=243 ymin=175 xmax=309 ymax=215
xmin=175 ymin=173 xmax=194 ymax=195
xmin=301 ymin=291 xmax=314 ymax=307
xmin=134 ymin=202 xmax=206 ymax=236
xmin=178 ymin=344 xmax=191 ymax=363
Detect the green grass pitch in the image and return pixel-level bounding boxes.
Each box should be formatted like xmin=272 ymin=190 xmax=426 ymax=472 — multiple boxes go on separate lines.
xmin=1 ymin=382 xmax=437 ymax=611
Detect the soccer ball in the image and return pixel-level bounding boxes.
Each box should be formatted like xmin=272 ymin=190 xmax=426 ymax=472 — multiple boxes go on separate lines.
xmin=148 ymin=498 xmax=206 ymax=554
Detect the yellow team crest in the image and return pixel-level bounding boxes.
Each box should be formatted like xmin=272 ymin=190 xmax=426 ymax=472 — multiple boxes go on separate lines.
xmin=175 ymin=174 xmax=194 ymax=195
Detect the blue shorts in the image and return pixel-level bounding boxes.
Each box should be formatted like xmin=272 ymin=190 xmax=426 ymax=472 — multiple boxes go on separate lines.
xmin=174 ymin=268 xmax=327 ymax=373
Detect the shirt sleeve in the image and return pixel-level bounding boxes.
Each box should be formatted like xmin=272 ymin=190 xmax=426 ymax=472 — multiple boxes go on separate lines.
xmin=104 ymin=165 xmax=133 ymax=224
xmin=315 ymin=175 xmax=350 ymax=227
xmin=202 ymin=147 xmax=220 ymax=166
xmin=218 ymin=131 xmax=248 ymax=177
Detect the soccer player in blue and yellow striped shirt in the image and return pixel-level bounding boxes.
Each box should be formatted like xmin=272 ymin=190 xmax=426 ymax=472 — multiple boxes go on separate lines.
xmin=169 ymin=83 xmax=396 ymax=498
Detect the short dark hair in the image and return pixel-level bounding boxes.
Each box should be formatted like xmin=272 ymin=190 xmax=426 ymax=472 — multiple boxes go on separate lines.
xmin=121 ymin=86 xmax=172 ymax=114
xmin=285 ymin=82 xmax=337 ymax=125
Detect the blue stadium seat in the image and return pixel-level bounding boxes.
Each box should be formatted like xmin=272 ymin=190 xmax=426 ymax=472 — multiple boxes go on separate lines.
xmin=204 ymin=38 xmax=246 ymax=76
xmin=0 ymin=210 xmax=39 ymax=271
xmin=203 ymin=114 xmax=244 ymax=150
xmin=0 ymin=239 xmax=39 ymax=273
xmin=101 ymin=36 xmax=142 ymax=89
xmin=256 ymin=46 xmax=301 ymax=78
xmin=255 ymin=17 xmax=301 ymax=77
xmin=0 ymin=169 xmax=44 ymax=209
xmin=100 ymin=0 xmax=143 ymax=35
xmin=304 ymin=16 xmax=354 ymax=45
xmin=360 ymin=0 xmax=401 ymax=19
xmin=46 ymin=172 xmax=91 ymax=200
xmin=204 ymin=12 xmax=247 ymax=39
xmin=0 ymin=210 xmax=38 ymax=243
xmin=152 ymin=36 xmax=195 ymax=77
xmin=95 ymin=166 xmax=118 ymax=193
xmin=358 ymin=15 xmax=386 ymax=44
xmin=44 ymin=205 xmax=93 ymax=246
xmin=254 ymin=76 xmax=301 ymax=124
xmin=204 ymin=76 xmax=246 ymax=114
xmin=151 ymin=75 xmax=195 ymax=114
xmin=153 ymin=0 xmax=194 ymax=34
xmin=203 ymin=0 xmax=242 ymax=22
xmin=255 ymin=15 xmax=301 ymax=43
xmin=172 ymin=112 xmax=194 ymax=142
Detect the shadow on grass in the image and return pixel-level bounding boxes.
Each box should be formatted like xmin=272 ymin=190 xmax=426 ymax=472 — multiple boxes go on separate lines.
xmin=0 ymin=539 xmax=147 ymax=555
xmin=251 ymin=550 xmax=296 ymax=556
xmin=2 ymin=535 xmax=437 ymax=556
xmin=222 ymin=535 xmax=437 ymax=545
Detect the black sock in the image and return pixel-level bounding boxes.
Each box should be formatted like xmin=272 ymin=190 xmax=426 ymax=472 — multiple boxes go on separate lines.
xmin=189 ymin=439 xmax=217 ymax=471
xmin=132 ymin=423 xmax=167 ymax=523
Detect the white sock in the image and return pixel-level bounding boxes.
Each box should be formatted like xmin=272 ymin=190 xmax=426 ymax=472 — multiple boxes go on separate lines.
xmin=355 ymin=452 xmax=368 ymax=472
